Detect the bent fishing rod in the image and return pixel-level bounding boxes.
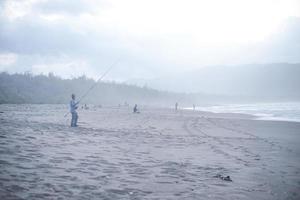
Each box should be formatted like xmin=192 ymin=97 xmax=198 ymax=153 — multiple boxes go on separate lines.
xmin=64 ymin=58 xmax=120 ymax=117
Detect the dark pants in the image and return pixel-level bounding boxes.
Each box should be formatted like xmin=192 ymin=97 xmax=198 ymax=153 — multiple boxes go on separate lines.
xmin=71 ymin=112 xmax=78 ymax=127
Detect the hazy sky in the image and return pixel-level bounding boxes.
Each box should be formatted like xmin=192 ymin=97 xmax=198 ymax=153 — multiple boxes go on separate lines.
xmin=0 ymin=0 xmax=299 ymax=80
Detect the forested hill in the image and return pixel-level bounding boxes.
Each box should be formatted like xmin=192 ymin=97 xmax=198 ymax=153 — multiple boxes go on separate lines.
xmin=0 ymin=72 xmax=192 ymax=106
xmin=1 ymin=71 xmax=298 ymax=105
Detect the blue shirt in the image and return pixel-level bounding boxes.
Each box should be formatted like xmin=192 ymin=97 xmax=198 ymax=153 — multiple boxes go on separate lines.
xmin=70 ymin=100 xmax=78 ymax=113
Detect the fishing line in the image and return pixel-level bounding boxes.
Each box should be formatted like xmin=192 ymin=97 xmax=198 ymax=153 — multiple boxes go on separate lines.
xmin=64 ymin=58 xmax=121 ymax=118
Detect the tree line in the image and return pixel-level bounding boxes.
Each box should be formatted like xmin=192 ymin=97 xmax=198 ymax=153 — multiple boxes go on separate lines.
xmin=0 ymin=72 xmax=195 ymax=106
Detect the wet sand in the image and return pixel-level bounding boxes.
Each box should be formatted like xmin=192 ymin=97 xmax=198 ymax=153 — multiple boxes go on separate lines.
xmin=0 ymin=104 xmax=299 ymax=200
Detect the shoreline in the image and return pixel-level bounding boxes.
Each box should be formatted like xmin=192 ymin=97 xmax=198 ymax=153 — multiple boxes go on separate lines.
xmin=1 ymin=103 xmax=300 ymax=125
xmin=1 ymin=103 xmax=300 ymax=123
xmin=184 ymin=102 xmax=300 ymax=123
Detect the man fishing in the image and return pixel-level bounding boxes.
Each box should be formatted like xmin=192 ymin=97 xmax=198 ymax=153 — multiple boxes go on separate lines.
xmin=64 ymin=58 xmax=120 ymax=127
xmin=70 ymin=94 xmax=79 ymax=127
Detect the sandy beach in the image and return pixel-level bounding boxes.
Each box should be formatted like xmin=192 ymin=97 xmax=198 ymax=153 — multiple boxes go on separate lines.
xmin=0 ymin=104 xmax=299 ymax=200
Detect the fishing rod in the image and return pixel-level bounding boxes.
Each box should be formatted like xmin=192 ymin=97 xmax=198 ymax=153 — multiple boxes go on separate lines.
xmin=64 ymin=58 xmax=121 ymax=117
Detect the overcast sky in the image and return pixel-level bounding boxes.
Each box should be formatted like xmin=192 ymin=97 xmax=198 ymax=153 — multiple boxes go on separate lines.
xmin=0 ymin=0 xmax=299 ymax=80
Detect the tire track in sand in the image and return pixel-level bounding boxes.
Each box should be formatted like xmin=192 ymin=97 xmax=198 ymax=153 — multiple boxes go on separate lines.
xmin=183 ymin=117 xmax=256 ymax=166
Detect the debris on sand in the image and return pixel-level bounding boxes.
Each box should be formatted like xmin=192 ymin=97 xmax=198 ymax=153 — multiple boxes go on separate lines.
xmin=214 ymin=174 xmax=232 ymax=182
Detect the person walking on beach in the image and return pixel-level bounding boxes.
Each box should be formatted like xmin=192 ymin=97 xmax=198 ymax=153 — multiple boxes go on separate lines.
xmin=70 ymin=94 xmax=79 ymax=127
xmin=175 ymin=102 xmax=178 ymax=111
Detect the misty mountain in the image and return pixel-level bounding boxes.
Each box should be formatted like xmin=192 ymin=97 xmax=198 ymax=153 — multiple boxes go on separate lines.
xmin=125 ymin=18 xmax=300 ymax=100
xmin=127 ymin=63 xmax=300 ymax=101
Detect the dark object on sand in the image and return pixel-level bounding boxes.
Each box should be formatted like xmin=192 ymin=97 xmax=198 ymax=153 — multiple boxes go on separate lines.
xmin=133 ymin=104 xmax=140 ymax=113
xmin=214 ymin=174 xmax=232 ymax=182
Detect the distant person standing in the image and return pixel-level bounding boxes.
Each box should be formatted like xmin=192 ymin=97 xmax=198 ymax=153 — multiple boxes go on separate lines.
xmin=70 ymin=94 xmax=79 ymax=127
xmin=193 ymin=104 xmax=196 ymax=111
xmin=175 ymin=102 xmax=178 ymax=110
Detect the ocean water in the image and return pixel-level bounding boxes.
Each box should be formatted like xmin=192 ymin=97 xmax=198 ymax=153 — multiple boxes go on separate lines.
xmin=192 ymin=102 xmax=300 ymax=122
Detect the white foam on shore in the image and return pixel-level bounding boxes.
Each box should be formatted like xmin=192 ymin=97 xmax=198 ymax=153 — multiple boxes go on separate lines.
xmin=187 ymin=102 xmax=300 ymax=122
